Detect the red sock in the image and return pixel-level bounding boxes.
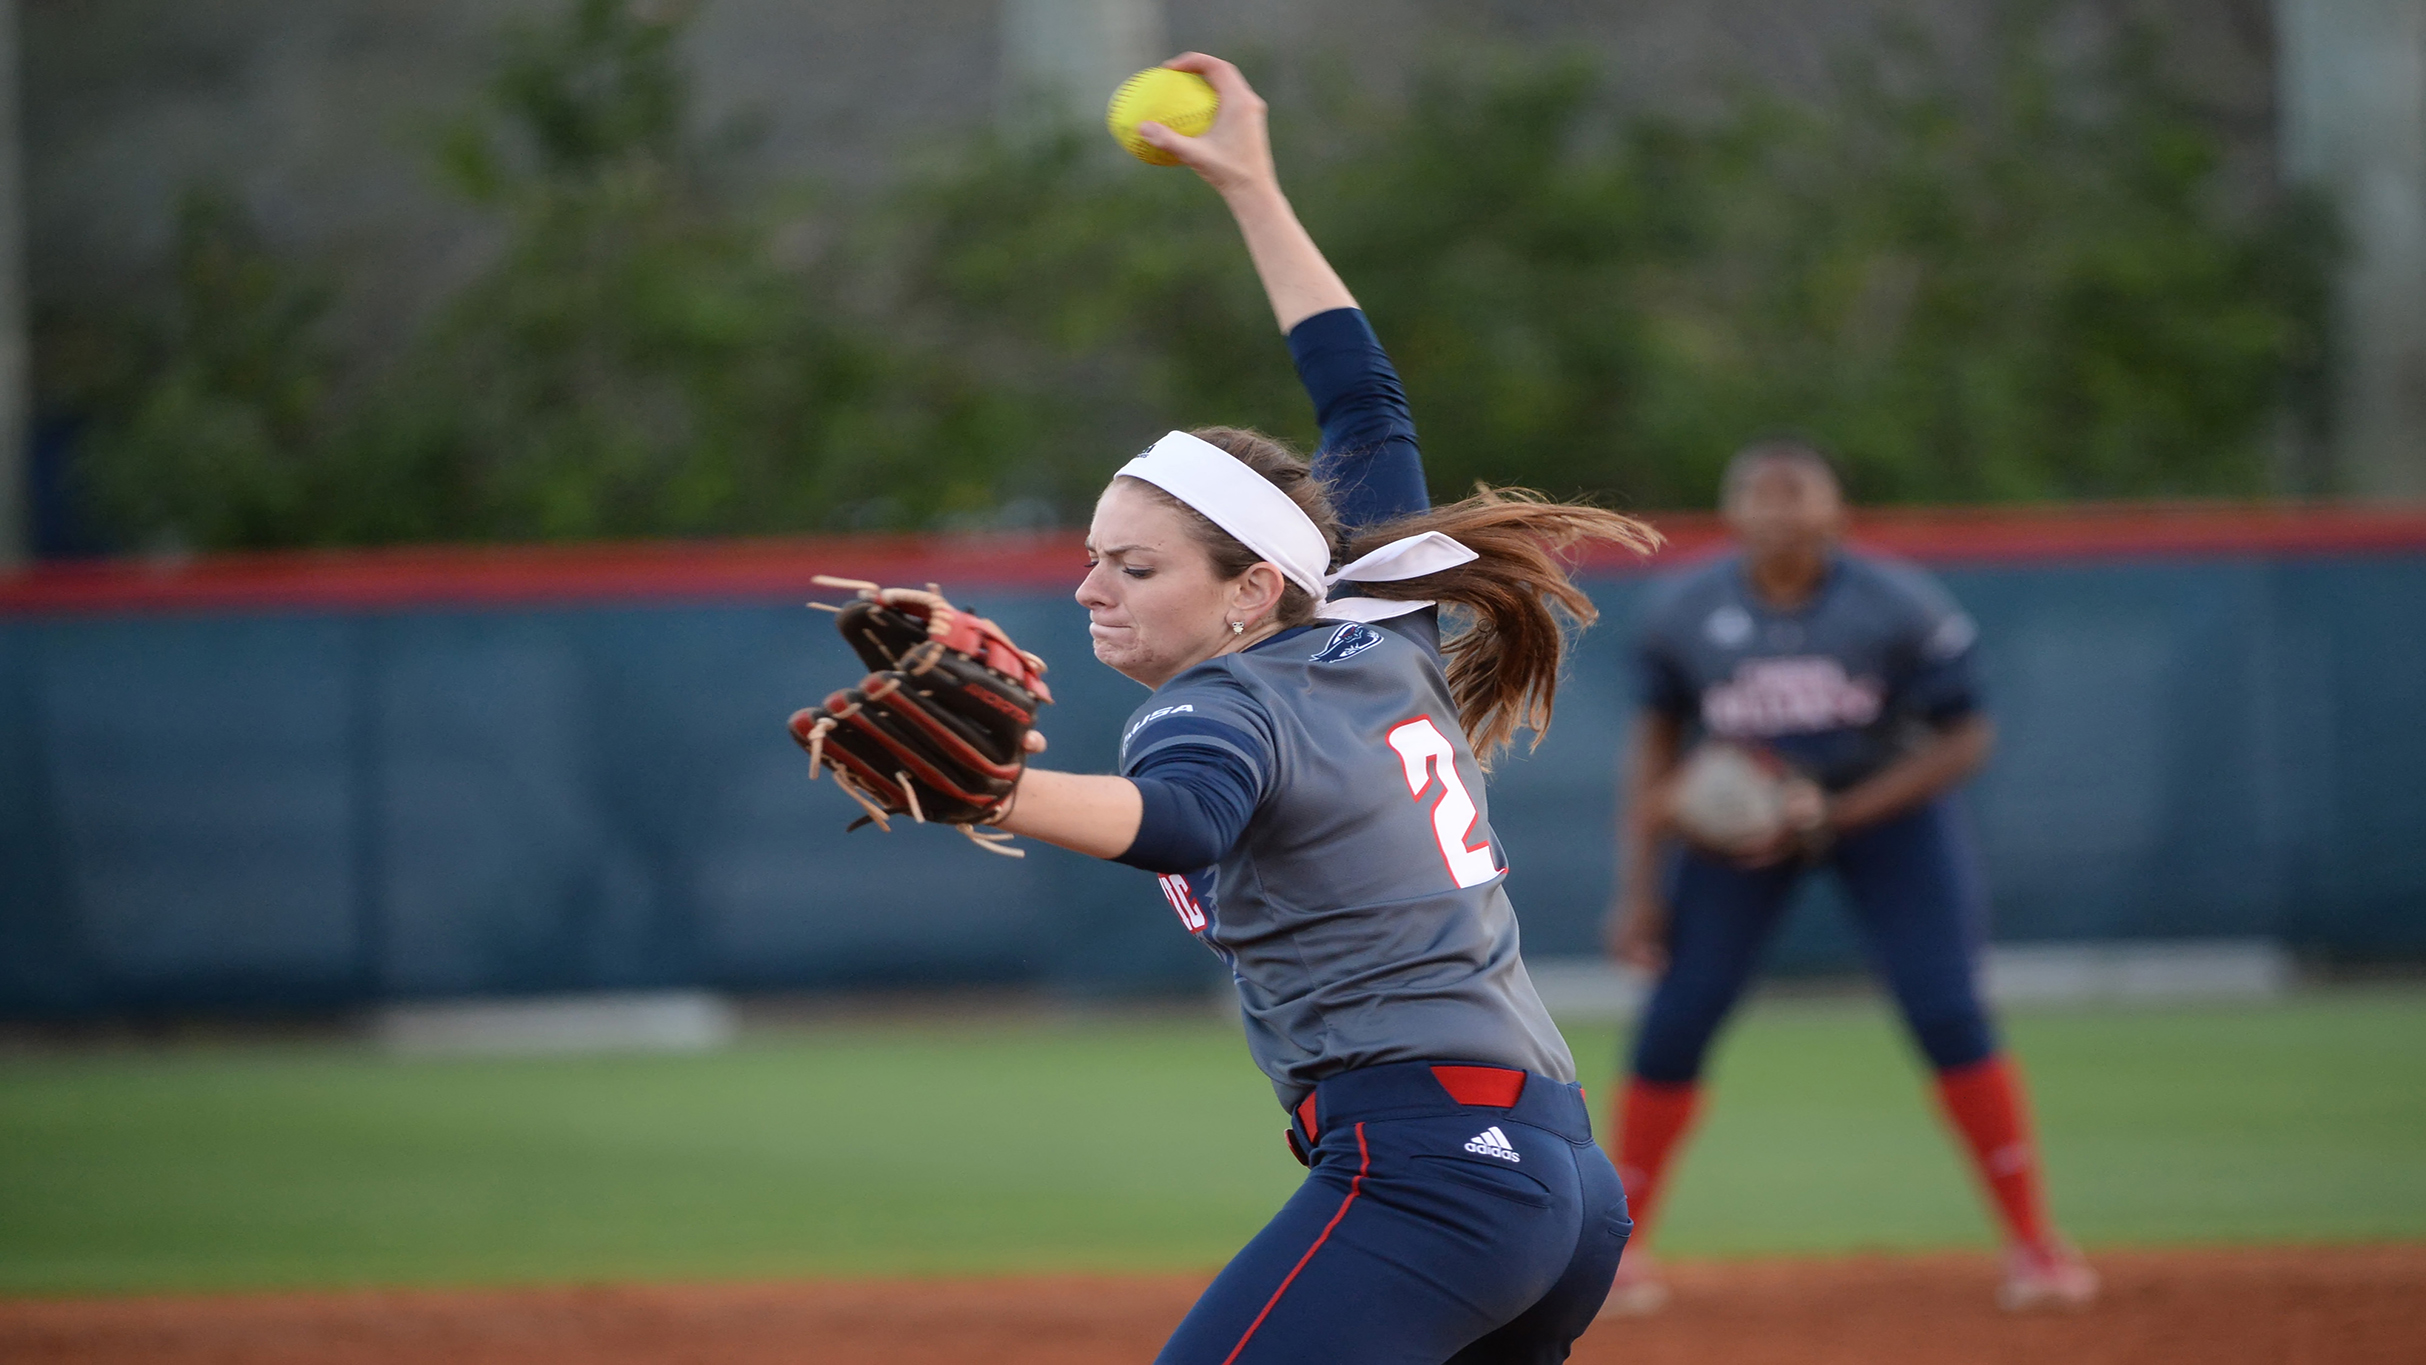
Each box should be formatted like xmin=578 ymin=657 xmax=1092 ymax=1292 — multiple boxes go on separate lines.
xmin=1609 ymin=1077 xmax=1702 ymax=1242
xmin=1933 ymin=1054 xmax=2053 ymax=1249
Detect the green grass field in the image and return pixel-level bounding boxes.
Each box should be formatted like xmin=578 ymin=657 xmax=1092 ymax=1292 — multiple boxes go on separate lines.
xmin=3 ymin=990 xmax=2421 ymax=1296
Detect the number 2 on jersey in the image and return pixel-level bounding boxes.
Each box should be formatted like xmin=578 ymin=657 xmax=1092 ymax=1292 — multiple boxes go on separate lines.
xmin=1385 ymin=716 xmax=1500 ymax=889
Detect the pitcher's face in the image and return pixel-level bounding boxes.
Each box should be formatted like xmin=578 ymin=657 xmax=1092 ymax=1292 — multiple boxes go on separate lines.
xmin=1077 ymin=479 xmax=1247 ymax=689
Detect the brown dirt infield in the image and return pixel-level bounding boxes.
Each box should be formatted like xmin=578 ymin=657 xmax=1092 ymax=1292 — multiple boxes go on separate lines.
xmin=3 ymin=1244 xmax=2418 ymax=1364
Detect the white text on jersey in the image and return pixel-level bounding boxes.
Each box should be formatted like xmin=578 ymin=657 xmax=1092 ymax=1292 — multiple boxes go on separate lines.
xmin=1124 ymin=703 xmax=1196 ymax=746
xmin=1157 ymin=874 xmax=1208 ymax=933
xmin=1702 ymin=657 xmax=1883 ymax=736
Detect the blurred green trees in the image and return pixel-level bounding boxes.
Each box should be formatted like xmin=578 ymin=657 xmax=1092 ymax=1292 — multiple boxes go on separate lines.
xmin=70 ymin=0 xmax=1025 ymax=548
xmin=68 ymin=190 xmax=344 ymax=547
xmin=913 ymin=22 xmax=2333 ymax=510
xmin=57 ymin=0 xmax=2333 ymax=550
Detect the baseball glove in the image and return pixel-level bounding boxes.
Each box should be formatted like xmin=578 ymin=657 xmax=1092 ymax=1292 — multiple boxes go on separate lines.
xmin=787 ymin=576 xmax=1053 ymax=856
xmin=1668 ymin=741 xmax=1830 ymax=861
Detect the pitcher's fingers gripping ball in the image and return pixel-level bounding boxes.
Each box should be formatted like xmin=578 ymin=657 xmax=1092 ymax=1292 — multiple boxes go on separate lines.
xmin=788 ymin=576 xmax=1053 ymax=856
xmin=1106 ymin=66 xmax=1218 ymax=164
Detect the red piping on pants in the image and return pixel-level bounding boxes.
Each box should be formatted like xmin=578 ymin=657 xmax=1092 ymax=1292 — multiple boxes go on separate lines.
xmin=1220 ymin=1121 xmax=1370 ymax=1365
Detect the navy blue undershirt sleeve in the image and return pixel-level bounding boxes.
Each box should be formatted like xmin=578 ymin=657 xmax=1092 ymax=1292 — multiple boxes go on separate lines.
xmin=1287 ymin=307 xmax=1429 ymax=531
xmin=1114 ymin=706 xmax=1273 ymax=874
xmin=1878 ymin=565 xmax=1984 ymax=724
xmin=1899 ymin=654 xmax=1982 ymax=724
xmin=1636 ymin=640 xmax=1697 ymax=719
xmin=1116 ymin=744 xmax=1263 ymax=873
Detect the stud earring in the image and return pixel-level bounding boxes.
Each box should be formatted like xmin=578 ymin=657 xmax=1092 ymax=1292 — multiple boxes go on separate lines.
xmin=1230 ymin=620 xmax=1245 ymax=635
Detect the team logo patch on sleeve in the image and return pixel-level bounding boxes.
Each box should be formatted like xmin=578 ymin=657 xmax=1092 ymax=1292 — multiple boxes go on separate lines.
xmin=1924 ymin=612 xmax=1979 ymax=660
xmin=1704 ymin=604 xmax=1755 ymax=646
xmin=1310 ymin=623 xmax=1384 ymax=663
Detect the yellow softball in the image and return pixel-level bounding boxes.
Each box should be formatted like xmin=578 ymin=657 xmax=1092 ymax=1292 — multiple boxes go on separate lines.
xmin=1106 ymin=68 xmax=1219 ymax=166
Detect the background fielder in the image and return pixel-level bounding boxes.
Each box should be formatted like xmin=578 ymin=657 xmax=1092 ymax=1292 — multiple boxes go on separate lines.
xmin=1601 ymin=440 xmax=2098 ymax=1314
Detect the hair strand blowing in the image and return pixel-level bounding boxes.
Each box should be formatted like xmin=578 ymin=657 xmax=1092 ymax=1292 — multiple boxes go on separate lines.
xmin=1140 ymin=428 xmax=1663 ymax=768
xmin=1349 ymin=486 xmax=1662 ymax=766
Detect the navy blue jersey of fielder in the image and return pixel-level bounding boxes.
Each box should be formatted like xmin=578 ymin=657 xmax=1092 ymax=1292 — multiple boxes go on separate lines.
xmin=1119 ymin=307 xmax=1629 ymax=1365
xmin=1636 ymin=553 xmax=1981 ymax=789
xmin=1627 ymin=550 xmax=2000 ymax=1086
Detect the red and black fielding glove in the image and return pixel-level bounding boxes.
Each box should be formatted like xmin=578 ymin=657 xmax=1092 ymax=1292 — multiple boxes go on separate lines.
xmin=787 ymin=576 xmax=1052 ymax=856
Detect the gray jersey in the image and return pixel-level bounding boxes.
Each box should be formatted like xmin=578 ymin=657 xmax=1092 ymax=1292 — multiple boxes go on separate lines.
xmin=1119 ymin=617 xmax=1576 ymax=1109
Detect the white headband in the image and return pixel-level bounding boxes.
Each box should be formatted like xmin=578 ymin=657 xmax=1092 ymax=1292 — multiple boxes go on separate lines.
xmin=1117 ymin=430 xmax=1477 ymax=624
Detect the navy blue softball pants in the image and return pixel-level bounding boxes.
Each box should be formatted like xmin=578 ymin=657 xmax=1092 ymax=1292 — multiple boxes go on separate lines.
xmin=1157 ymin=1060 xmax=1631 ymax=1365
xmin=1631 ymin=795 xmax=1998 ymax=1084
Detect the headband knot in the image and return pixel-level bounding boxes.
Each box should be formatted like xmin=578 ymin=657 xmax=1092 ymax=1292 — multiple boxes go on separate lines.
xmin=1118 ymin=431 xmax=1476 ymax=623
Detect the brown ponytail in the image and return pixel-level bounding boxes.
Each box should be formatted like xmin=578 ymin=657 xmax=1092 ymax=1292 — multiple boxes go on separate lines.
xmin=1123 ymin=426 xmax=1663 ymax=766
xmin=1347 ymin=489 xmax=1661 ymax=763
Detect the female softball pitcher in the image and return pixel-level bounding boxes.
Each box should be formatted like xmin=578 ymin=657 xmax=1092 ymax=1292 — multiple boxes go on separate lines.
xmin=995 ymin=53 xmax=1656 ymax=1365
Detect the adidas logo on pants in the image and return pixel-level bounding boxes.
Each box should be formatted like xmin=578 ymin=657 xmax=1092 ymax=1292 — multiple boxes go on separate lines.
xmin=1464 ymin=1126 xmax=1521 ymax=1162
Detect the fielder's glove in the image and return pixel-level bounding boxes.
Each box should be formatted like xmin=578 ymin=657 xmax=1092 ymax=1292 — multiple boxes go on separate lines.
xmin=1668 ymin=741 xmax=1832 ymax=864
xmin=787 ymin=576 xmax=1053 ymax=857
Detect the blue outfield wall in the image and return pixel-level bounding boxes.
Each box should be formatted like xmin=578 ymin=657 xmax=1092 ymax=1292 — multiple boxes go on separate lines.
xmin=2 ymin=547 xmax=2424 ymax=1016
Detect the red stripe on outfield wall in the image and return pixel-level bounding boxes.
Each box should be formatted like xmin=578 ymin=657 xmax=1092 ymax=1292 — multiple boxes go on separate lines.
xmin=1923 ymin=501 xmax=2426 ymax=559
xmin=0 ymin=533 xmax=1088 ymax=616
xmin=4 ymin=503 xmax=2424 ymax=616
xmin=1574 ymin=502 xmax=2426 ymax=573
xmin=1220 ymin=1121 xmax=1371 ymax=1365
